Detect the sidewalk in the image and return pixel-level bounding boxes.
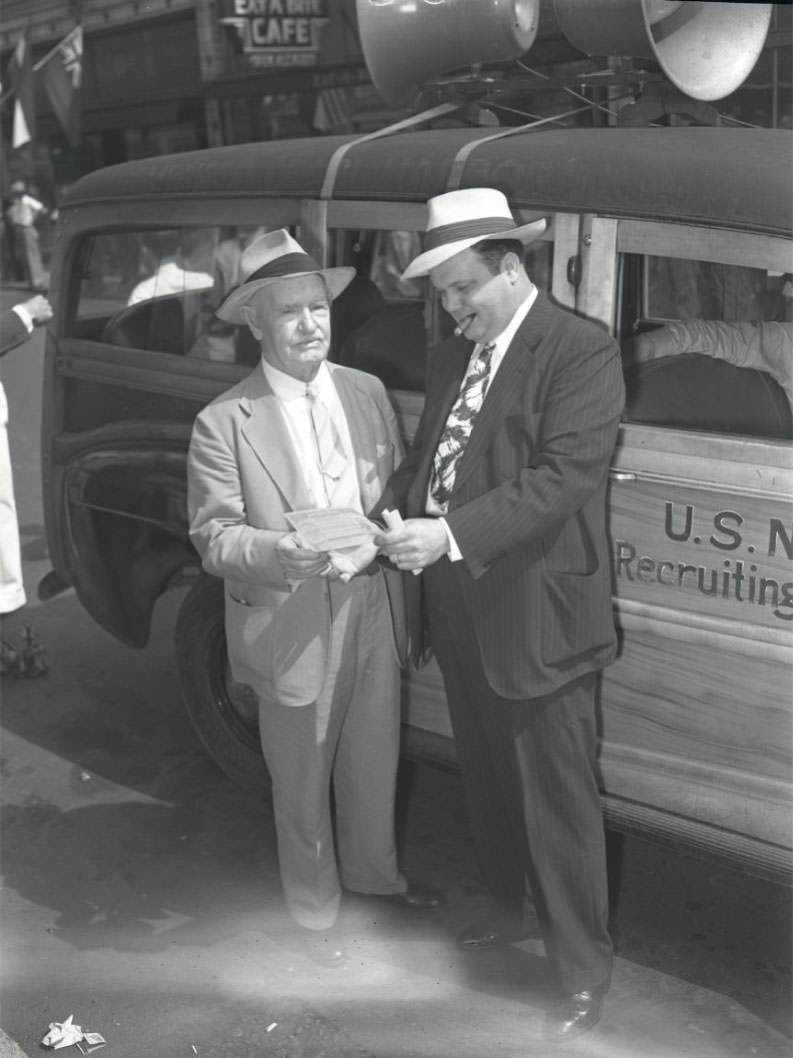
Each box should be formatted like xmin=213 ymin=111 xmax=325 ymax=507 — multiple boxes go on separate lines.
xmin=0 ymin=1029 xmax=29 ymax=1058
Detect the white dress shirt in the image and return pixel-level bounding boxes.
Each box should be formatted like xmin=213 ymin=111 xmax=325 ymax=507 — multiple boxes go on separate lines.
xmin=261 ymin=359 xmax=362 ymax=513
xmin=7 ymin=193 xmax=45 ymax=228
xmin=127 ymin=261 xmax=213 ymax=306
xmin=429 ymin=283 xmax=538 ymax=560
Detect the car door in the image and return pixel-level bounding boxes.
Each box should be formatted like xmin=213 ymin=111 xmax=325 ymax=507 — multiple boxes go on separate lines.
xmin=590 ymin=216 xmax=793 ymax=880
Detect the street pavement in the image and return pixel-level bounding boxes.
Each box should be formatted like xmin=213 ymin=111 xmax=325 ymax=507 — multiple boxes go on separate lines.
xmin=0 ymin=1029 xmax=28 ymax=1058
xmin=0 ymin=283 xmax=791 ymax=1057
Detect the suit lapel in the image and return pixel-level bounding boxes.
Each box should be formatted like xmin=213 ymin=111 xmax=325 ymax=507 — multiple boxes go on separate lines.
xmin=414 ymin=337 xmax=473 ymax=494
xmin=451 ymin=295 xmax=551 ymax=495
xmin=239 ymin=368 xmax=314 ymax=510
xmin=331 ymin=365 xmax=392 ymax=511
xmin=332 ymin=366 xmax=374 ymax=508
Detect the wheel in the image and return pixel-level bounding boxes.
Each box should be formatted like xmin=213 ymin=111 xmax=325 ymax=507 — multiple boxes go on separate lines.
xmin=174 ymin=575 xmax=271 ymax=795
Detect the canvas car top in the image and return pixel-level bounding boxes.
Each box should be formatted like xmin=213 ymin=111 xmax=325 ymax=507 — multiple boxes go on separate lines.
xmin=61 ymin=127 xmax=793 ymax=238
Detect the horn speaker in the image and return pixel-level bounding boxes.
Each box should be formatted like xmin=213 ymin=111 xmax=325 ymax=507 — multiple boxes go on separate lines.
xmin=553 ymin=0 xmax=773 ymax=102
xmin=356 ymin=0 xmax=540 ymax=107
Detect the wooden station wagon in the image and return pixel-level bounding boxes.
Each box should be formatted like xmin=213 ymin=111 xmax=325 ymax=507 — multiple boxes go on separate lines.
xmin=41 ymin=124 xmax=793 ymax=882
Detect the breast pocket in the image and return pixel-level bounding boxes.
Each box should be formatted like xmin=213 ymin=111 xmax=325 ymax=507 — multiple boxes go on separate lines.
xmin=491 ymin=410 xmax=540 ymax=479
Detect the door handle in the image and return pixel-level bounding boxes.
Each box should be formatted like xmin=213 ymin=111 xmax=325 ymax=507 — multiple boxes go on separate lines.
xmin=609 ymin=471 xmax=637 ymax=482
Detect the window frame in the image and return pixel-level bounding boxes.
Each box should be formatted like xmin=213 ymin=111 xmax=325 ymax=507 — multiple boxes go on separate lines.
xmin=604 ymin=219 xmax=793 ymax=443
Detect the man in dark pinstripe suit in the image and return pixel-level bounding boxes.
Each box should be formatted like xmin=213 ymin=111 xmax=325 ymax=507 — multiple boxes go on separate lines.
xmin=375 ymin=188 xmax=625 ymax=1042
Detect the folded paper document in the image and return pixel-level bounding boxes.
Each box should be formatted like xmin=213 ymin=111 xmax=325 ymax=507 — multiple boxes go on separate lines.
xmin=286 ymin=508 xmax=380 ymax=553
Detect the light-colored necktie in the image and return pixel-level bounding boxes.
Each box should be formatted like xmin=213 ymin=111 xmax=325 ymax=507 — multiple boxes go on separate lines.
xmin=306 ymin=381 xmax=347 ymax=505
xmin=430 ymin=343 xmax=495 ymax=511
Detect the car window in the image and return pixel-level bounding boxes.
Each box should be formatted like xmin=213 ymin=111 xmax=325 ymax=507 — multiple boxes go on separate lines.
xmin=620 ymin=252 xmax=793 ymax=441
xmin=72 ymin=225 xmax=268 ymax=366
xmin=328 ymin=228 xmax=428 ymax=392
xmin=522 ymin=238 xmax=554 ymax=297
xmin=328 ymin=228 xmax=554 ymax=393
xmin=643 ymin=256 xmax=790 ymax=324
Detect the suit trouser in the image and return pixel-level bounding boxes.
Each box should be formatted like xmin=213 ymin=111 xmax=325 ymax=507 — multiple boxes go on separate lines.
xmin=424 ymin=557 xmax=613 ymax=994
xmin=257 ymin=571 xmax=405 ymax=931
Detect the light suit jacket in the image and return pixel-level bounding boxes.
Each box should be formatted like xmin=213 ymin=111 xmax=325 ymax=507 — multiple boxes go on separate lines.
xmin=377 ymin=292 xmax=625 ymax=700
xmin=187 ymin=362 xmax=407 ymax=705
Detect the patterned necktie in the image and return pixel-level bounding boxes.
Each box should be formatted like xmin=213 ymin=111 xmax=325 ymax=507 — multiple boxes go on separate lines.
xmin=430 ymin=342 xmax=495 ymax=511
xmin=306 ymin=381 xmax=348 ymax=505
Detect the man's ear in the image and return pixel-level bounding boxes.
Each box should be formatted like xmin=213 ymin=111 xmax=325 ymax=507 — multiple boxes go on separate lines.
xmin=500 ymin=252 xmax=522 ymax=282
xmin=242 ymin=302 xmax=262 ymax=339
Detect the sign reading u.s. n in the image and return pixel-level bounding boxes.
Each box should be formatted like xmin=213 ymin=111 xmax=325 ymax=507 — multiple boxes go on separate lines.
xmin=612 ymin=487 xmax=793 ymax=625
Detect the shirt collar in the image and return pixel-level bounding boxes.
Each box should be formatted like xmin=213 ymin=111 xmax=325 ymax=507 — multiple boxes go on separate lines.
xmin=261 ymin=357 xmax=331 ymax=403
xmin=488 ymin=282 xmax=538 ymax=358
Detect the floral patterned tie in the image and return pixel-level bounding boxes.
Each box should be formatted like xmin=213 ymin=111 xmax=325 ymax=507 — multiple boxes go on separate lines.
xmin=429 ymin=343 xmax=495 ymax=511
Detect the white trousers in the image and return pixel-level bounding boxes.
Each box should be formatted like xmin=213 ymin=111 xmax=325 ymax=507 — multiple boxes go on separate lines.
xmin=0 ymin=383 xmax=25 ymax=615
xmin=257 ymin=571 xmax=405 ymax=930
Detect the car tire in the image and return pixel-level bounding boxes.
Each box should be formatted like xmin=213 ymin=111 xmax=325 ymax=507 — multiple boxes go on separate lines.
xmin=174 ymin=575 xmax=271 ymax=796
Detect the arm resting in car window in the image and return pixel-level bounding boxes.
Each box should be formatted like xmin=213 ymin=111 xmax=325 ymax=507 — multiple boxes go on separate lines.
xmin=631 ymin=320 xmax=793 ymax=413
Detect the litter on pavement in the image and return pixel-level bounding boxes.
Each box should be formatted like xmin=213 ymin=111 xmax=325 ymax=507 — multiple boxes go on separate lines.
xmin=41 ymin=1015 xmax=106 ymax=1052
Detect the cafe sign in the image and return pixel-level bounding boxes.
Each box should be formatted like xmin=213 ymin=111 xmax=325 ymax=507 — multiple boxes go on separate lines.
xmin=219 ymin=0 xmax=329 ymax=68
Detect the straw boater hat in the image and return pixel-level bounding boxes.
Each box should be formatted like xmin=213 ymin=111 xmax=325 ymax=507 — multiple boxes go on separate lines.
xmin=402 ymin=188 xmax=547 ymax=280
xmin=217 ymin=229 xmax=355 ymax=324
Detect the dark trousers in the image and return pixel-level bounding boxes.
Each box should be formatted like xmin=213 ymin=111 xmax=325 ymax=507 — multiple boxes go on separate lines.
xmin=424 ymin=557 xmax=613 ymax=994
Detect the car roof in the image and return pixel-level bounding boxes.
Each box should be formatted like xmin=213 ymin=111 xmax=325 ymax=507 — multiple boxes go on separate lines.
xmin=63 ymin=126 xmax=793 ymax=237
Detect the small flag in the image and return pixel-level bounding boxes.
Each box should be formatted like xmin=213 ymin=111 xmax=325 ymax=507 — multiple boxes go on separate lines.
xmin=38 ymin=26 xmax=83 ymax=147
xmin=7 ymin=24 xmax=34 ymax=148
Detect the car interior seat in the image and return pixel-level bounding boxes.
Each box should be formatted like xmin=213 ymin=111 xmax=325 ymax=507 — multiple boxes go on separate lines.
xmin=623 ymin=352 xmax=792 ymax=440
xmin=339 ymin=301 xmax=428 ymax=390
xmin=330 ymin=276 xmax=385 ymax=359
xmin=101 ymin=296 xmax=186 ymax=355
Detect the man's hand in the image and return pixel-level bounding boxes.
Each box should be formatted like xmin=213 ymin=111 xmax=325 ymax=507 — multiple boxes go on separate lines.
xmin=375 ymin=518 xmax=448 ymax=572
xmin=276 ymin=532 xmax=331 ymax=580
xmin=624 ymin=330 xmax=668 ymax=364
xmin=19 ymin=295 xmax=53 ymax=326
xmin=329 ymin=538 xmax=378 ymax=582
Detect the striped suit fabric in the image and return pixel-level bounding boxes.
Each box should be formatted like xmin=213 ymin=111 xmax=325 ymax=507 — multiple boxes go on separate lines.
xmin=377 ymin=291 xmax=625 ymax=993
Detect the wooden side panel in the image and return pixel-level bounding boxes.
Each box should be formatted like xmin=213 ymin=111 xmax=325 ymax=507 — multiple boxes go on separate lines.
xmin=602 ymin=621 xmax=792 ymax=781
xmin=609 ymin=477 xmax=793 ymax=630
xmin=600 ymin=625 xmax=792 ymax=848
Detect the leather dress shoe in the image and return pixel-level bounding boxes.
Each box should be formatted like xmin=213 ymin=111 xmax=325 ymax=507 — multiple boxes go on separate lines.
xmin=541 ymin=982 xmax=608 ymax=1042
xmin=457 ymin=914 xmax=540 ymax=949
xmin=368 ymin=880 xmax=446 ymax=911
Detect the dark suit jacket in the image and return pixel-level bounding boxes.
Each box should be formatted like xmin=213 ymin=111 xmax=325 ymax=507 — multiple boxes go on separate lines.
xmin=1 ymin=309 xmax=31 ymax=357
xmin=377 ymin=292 xmax=625 ymax=700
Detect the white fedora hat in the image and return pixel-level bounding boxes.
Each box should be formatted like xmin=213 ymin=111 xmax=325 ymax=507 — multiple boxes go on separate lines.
xmin=402 ymin=188 xmax=547 ymax=280
xmin=217 ymin=229 xmax=356 ymax=323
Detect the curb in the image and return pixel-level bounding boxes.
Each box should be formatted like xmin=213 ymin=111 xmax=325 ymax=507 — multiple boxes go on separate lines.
xmin=0 ymin=1029 xmax=30 ymax=1058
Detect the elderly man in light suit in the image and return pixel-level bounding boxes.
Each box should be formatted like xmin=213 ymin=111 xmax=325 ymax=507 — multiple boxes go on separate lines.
xmin=376 ymin=189 xmax=625 ymax=1040
xmin=187 ymin=231 xmax=442 ymax=959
